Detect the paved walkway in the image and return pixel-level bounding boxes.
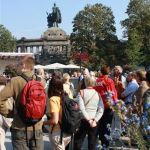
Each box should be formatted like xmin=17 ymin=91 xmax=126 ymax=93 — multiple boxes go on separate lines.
xmin=5 ymin=131 xmax=88 ymax=150
xmin=5 ymin=131 xmax=139 ymax=150
xmin=5 ymin=131 xmax=51 ymax=150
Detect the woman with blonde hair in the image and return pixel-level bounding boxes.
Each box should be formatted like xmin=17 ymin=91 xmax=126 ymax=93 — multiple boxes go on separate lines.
xmin=112 ymin=65 xmax=126 ymax=99
xmin=36 ymin=68 xmax=46 ymax=87
xmin=63 ymin=73 xmax=74 ymax=99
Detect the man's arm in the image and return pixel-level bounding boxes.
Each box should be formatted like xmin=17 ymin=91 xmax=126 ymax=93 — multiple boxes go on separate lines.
xmin=0 ymin=80 xmax=15 ymax=102
xmin=0 ymin=79 xmax=15 ymax=115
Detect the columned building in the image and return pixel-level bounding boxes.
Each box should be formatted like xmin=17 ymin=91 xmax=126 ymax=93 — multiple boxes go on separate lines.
xmin=16 ymin=27 xmax=71 ymax=65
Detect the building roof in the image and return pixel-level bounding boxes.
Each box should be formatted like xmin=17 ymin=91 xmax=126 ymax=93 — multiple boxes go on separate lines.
xmin=0 ymin=52 xmax=34 ymax=59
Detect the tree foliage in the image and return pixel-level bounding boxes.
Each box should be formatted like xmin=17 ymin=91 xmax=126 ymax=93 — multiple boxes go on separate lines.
xmin=0 ymin=24 xmax=16 ymax=52
xmin=121 ymin=0 xmax=150 ymax=68
xmin=70 ymin=3 xmax=116 ymax=69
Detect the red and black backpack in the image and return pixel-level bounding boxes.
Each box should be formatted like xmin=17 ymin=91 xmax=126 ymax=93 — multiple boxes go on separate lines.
xmin=17 ymin=74 xmax=46 ymax=126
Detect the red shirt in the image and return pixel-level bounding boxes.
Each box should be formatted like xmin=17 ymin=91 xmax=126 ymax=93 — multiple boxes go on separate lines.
xmin=94 ymin=75 xmax=118 ymax=109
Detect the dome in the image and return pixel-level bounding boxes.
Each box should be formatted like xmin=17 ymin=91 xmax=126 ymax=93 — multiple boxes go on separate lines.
xmin=42 ymin=27 xmax=68 ymax=40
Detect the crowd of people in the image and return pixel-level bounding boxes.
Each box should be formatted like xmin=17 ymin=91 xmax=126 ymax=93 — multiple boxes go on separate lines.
xmin=0 ymin=56 xmax=150 ymax=150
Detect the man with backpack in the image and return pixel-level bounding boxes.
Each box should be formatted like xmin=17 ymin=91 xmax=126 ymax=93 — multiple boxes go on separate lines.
xmin=0 ymin=56 xmax=46 ymax=150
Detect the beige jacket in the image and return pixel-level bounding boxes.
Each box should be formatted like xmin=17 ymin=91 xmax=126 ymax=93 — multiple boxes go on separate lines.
xmin=0 ymin=72 xmax=43 ymax=131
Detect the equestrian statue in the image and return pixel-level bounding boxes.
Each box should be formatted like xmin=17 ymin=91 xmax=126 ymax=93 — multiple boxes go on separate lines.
xmin=46 ymin=3 xmax=62 ymax=28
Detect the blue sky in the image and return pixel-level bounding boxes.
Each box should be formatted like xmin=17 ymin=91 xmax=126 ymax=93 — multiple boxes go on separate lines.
xmin=0 ymin=0 xmax=129 ymax=40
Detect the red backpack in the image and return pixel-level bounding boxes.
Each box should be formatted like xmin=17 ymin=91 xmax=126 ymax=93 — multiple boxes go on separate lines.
xmin=18 ymin=74 xmax=46 ymax=126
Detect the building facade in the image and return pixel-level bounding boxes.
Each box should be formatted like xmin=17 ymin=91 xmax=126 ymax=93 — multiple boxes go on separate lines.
xmin=16 ymin=27 xmax=71 ymax=65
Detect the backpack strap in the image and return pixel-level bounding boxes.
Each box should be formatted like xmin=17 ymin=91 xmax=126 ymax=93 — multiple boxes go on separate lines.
xmin=20 ymin=73 xmax=32 ymax=82
xmin=25 ymin=125 xmax=37 ymax=147
xmin=60 ymin=127 xmax=63 ymax=144
xmin=70 ymin=133 xmax=75 ymax=150
xmin=35 ymin=75 xmax=42 ymax=81
xmin=85 ymin=91 xmax=97 ymax=106
xmin=33 ymin=125 xmax=37 ymax=147
xmin=80 ymin=89 xmax=97 ymax=106
xmin=25 ymin=126 xmax=29 ymax=147
xmin=20 ymin=73 xmax=41 ymax=82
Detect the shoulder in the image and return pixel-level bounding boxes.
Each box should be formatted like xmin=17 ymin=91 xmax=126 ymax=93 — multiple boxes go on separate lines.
xmin=105 ymin=77 xmax=115 ymax=86
xmin=8 ymin=76 xmax=25 ymax=85
xmin=107 ymin=77 xmax=114 ymax=82
xmin=143 ymin=89 xmax=150 ymax=104
xmin=96 ymin=77 xmax=103 ymax=84
xmin=143 ymin=89 xmax=150 ymax=97
xmin=131 ymin=80 xmax=139 ymax=87
xmin=84 ymin=88 xmax=98 ymax=95
xmin=63 ymin=82 xmax=69 ymax=86
xmin=49 ymin=96 xmax=61 ymax=112
xmin=49 ymin=96 xmax=61 ymax=108
xmin=50 ymin=96 xmax=61 ymax=103
xmin=63 ymin=83 xmax=69 ymax=89
xmin=141 ymin=81 xmax=149 ymax=88
xmin=11 ymin=76 xmax=22 ymax=81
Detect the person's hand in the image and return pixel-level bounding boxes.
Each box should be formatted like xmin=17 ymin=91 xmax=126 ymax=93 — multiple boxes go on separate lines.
xmin=90 ymin=120 xmax=97 ymax=127
xmin=88 ymin=119 xmax=93 ymax=125
xmin=0 ymin=102 xmax=9 ymax=116
xmin=114 ymin=77 xmax=119 ymax=84
xmin=88 ymin=119 xmax=97 ymax=127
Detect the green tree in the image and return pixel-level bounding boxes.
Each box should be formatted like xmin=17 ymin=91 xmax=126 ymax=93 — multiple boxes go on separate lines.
xmin=115 ymin=40 xmax=127 ymax=66
xmin=0 ymin=24 xmax=16 ymax=52
xmin=70 ymin=3 xmax=116 ymax=69
xmin=121 ymin=0 xmax=150 ymax=68
xmin=125 ymin=29 xmax=143 ymax=67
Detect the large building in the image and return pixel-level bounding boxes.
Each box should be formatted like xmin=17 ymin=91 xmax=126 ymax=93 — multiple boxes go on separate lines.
xmin=16 ymin=27 xmax=70 ymax=65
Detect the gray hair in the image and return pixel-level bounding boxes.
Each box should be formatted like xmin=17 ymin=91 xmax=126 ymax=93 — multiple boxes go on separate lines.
xmin=84 ymin=76 xmax=96 ymax=87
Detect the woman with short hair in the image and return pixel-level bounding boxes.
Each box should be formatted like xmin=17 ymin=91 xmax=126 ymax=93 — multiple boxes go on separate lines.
xmin=74 ymin=76 xmax=104 ymax=150
xmin=133 ymin=70 xmax=149 ymax=115
xmin=63 ymin=73 xmax=74 ymax=99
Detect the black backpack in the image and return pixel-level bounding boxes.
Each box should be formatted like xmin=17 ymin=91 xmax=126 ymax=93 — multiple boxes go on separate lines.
xmin=59 ymin=95 xmax=81 ymax=146
xmin=61 ymin=96 xmax=81 ymax=134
